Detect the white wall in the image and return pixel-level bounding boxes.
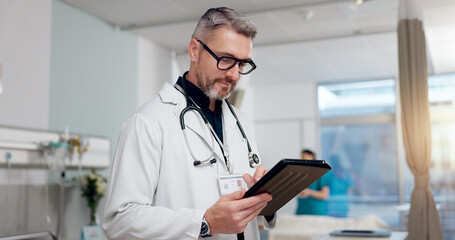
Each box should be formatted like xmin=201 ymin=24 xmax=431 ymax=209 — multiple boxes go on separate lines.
xmin=254 ymin=82 xmax=316 ymax=121
xmin=137 ymin=37 xmax=174 ymax=107
xmin=0 ymin=0 xmax=52 ymax=130
xmin=0 ymin=1 xmax=176 ymax=239
xmin=253 ymin=81 xmax=319 ymax=214
xmin=0 ymin=1 xmax=54 ymax=237
xmin=175 ymin=52 xmax=190 ymax=77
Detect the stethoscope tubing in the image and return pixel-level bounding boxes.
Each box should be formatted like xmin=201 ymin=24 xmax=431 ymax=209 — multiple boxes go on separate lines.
xmin=181 ymin=122 xmax=216 ymax=166
xmin=176 ymin=84 xmax=228 ymax=168
xmin=176 ymin=73 xmax=258 ymax=171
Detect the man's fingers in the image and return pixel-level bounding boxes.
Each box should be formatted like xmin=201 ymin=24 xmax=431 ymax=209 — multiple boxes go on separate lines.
xmin=238 ymin=201 xmax=269 ymax=227
xmin=243 ymin=174 xmax=254 ymax=188
xmin=222 ymin=188 xmax=246 ymax=201
xmin=253 ymin=164 xmax=266 ymax=183
xmin=236 ymin=193 xmax=272 ymax=211
xmin=245 ymin=164 xmax=271 ymax=188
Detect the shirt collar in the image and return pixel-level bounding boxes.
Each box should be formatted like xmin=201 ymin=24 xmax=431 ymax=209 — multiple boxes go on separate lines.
xmin=176 ymin=72 xmax=223 ymax=111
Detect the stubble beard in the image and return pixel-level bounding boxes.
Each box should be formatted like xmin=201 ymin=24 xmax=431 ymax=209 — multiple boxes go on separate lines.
xmin=198 ymin=77 xmax=236 ymax=100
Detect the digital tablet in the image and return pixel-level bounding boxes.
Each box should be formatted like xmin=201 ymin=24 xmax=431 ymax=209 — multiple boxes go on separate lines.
xmin=243 ymin=158 xmax=331 ymax=216
xmin=329 ymin=229 xmax=392 ymax=238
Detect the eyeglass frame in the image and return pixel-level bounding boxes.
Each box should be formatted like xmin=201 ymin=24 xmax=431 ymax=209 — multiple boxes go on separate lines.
xmin=196 ymin=39 xmax=257 ymax=75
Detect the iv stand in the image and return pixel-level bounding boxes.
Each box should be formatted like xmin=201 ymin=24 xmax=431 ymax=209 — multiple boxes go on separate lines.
xmin=52 ymin=127 xmax=72 ymax=240
xmin=56 ymin=165 xmax=66 ymax=240
xmin=54 ymin=130 xmax=88 ymax=240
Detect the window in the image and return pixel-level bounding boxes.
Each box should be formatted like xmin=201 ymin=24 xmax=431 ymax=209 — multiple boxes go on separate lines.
xmin=319 ymin=75 xmax=455 ymax=237
xmin=318 ymin=79 xmax=395 ymax=118
xmin=319 ymin=79 xmax=400 ymax=226
xmin=428 ymin=73 xmax=455 ymax=234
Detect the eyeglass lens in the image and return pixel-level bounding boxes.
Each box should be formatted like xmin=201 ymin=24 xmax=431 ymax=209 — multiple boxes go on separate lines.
xmin=197 ymin=39 xmax=255 ymax=75
xmin=217 ymin=58 xmax=254 ymax=74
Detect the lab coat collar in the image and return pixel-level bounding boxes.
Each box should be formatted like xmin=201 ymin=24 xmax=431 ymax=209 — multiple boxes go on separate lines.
xmin=175 ymin=75 xmax=223 ymax=111
xmin=221 ymin=100 xmax=237 ymax=156
xmin=159 ymin=82 xmax=226 ymax=167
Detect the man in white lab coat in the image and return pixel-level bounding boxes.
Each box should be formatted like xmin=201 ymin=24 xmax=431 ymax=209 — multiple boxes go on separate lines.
xmin=102 ymin=7 xmax=275 ymax=240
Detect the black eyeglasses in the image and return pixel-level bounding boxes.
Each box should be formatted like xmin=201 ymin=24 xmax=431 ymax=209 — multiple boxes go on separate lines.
xmin=197 ymin=39 xmax=256 ymax=75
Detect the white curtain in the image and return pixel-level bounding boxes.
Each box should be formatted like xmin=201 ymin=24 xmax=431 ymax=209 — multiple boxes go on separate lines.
xmin=398 ymin=0 xmax=443 ymax=239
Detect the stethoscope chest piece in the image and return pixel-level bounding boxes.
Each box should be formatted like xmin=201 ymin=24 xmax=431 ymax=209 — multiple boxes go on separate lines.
xmin=249 ymin=153 xmax=260 ymax=168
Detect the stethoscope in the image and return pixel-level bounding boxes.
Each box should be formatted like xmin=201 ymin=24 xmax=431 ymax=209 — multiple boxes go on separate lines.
xmin=175 ymin=73 xmax=260 ymax=173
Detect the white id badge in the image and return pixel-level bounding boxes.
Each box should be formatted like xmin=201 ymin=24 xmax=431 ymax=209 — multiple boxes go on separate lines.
xmin=218 ymin=174 xmax=248 ymax=195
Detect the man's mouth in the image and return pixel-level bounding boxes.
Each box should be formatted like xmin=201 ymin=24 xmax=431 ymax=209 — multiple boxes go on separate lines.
xmin=217 ymin=81 xmax=231 ymax=88
xmin=216 ymin=78 xmax=235 ymax=87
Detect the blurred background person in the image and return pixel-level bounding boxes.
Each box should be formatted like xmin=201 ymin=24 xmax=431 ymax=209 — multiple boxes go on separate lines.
xmin=296 ymin=149 xmax=334 ymax=215
xmin=327 ymin=154 xmax=354 ymax=218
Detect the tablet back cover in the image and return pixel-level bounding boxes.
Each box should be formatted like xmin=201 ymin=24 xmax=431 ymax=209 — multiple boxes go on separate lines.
xmin=244 ymin=159 xmax=331 ymax=216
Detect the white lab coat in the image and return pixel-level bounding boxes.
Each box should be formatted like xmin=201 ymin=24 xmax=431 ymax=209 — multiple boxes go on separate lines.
xmin=102 ymin=82 xmax=275 ymax=240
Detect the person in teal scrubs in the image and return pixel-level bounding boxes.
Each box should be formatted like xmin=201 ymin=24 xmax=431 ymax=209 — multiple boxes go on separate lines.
xmin=296 ymin=149 xmax=334 ymax=215
xmin=327 ymin=154 xmax=353 ymax=217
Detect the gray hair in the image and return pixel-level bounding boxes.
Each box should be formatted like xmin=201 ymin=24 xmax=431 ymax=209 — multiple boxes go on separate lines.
xmin=192 ymin=7 xmax=257 ymax=42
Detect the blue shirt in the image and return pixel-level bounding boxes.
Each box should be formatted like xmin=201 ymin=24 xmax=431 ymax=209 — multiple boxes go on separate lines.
xmin=296 ymin=171 xmax=334 ymax=215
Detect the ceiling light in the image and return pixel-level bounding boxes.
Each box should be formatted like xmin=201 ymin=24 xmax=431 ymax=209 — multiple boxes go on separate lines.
xmin=350 ymin=0 xmax=364 ymax=10
xmin=295 ymin=9 xmax=314 ymax=20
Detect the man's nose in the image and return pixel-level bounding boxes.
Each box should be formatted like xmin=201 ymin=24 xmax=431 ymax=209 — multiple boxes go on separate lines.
xmin=225 ymin=63 xmax=241 ymax=80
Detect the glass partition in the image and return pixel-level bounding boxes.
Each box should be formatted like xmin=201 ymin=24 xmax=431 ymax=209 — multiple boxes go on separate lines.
xmin=318 ymin=79 xmax=395 ymax=118
xmin=428 ymin=73 xmax=455 ymax=236
xmin=318 ymin=75 xmax=455 ymax=238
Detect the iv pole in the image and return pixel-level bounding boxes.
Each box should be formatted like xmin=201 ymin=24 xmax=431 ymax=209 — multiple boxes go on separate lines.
xmin=47 ymin=127 xmax=87 ymax=240
xmin=54 ymin=141 xmax=68 ymax=240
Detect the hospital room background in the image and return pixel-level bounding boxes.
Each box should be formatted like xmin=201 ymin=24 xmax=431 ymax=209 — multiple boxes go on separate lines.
xmin=1 ymin=0 xmax=455 ymax=239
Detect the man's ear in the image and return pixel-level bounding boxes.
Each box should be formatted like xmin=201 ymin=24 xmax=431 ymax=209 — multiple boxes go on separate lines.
xmin=188 ymin=38 xmax=199 ymax=62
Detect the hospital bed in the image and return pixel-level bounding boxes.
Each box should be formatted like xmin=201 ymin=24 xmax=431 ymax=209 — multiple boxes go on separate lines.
xmin=267 ymin=214 xmax=390 ymax=240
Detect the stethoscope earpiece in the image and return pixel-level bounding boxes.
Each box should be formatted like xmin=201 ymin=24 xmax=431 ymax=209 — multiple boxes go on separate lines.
xmin=193 ymin=158 xmax=217 ymax=166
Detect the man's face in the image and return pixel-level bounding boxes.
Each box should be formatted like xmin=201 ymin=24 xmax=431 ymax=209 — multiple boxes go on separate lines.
xmin=194 ymin=28 xmax=253 ymax=100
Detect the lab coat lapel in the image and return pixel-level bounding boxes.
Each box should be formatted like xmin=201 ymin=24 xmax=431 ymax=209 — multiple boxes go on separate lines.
xmin=222 ymin=101 xmax=237 ymax=157
xmin=160 ymin=83 xmax=223 ymax=161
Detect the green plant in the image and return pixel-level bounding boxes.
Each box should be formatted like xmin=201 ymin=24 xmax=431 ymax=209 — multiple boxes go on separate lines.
xmin=77 ymin=169 xmax=107 ymax=225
